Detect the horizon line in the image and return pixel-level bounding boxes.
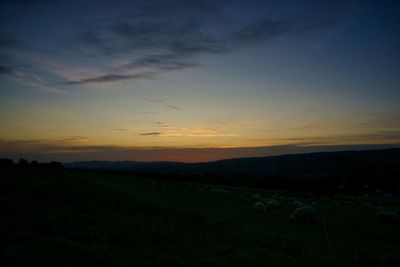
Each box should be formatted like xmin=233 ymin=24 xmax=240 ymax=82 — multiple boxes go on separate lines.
xmin=2 ymin=143 xmax=400 ymax=164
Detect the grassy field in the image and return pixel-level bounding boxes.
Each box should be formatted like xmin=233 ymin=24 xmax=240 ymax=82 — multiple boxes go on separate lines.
xmin=1 ymin=169 xmax=400 ymax=266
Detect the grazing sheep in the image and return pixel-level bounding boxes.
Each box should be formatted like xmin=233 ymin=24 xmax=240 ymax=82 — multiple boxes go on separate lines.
xmin=292 ymin=200 xmax=308 ymax=208
xmin=265 ymin=200 xmax=280 ymax=210
xmin=376 ymin=210 xmax=400 ymax=223
xmin=253 ymin=201 xmax=265 ymax=211
xmin=250 ymin=193 xmax=262 ymax=201
xmin=290 ymin=206 xmax=316 ymax=222
xmin=211 ymin=188 xmax=229 ymax=194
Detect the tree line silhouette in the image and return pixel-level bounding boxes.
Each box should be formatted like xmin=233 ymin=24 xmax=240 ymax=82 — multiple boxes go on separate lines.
xmin=0 ymin=158 xmax=64 ymax=170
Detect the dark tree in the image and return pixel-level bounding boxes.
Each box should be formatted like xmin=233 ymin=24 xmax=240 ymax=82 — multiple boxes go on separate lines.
xmin=18 ymin=158 xmax=29 ymax=167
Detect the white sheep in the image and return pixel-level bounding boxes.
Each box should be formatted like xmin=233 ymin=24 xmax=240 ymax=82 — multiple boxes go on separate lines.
xmin=264 ymin=198 xmax=274 ymax=203
xmin=253 ymin=201 xmax=265 ymax=211
xmin=211 ymin=188 xmax=229 ymax=194
xmin=250 ymin=193 xmax=262 ymax=201
xmin=292 ymin=200 xmax=308 ymax=208
xmin=376 ymin=210 xmax=400 ymax=223
xmin=290 ymin=205 xmax=316 ymax=222
xmin=265 ymin=200 xmax=280 ymax=210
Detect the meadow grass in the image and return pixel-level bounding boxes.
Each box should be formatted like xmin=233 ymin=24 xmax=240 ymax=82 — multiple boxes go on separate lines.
xmin=1 ymin=169 xmax=399 ymax=266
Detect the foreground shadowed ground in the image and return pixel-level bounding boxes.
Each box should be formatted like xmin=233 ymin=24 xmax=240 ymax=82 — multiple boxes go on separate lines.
xmin=1 ymin=167 xmax=400 ymax=266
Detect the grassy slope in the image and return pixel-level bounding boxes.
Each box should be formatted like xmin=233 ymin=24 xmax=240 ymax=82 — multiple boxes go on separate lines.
xmin=1 ymin=169 xmax=400 ymax=266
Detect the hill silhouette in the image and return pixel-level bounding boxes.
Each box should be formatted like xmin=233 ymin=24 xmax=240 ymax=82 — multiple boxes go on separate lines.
xmin=64 ymin=148 xmax=400 ymax=196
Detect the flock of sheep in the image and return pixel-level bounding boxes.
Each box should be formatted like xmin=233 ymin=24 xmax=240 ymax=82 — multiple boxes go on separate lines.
xmin=193 ymin=183 xmax=399 ymax=224
xmin=251 ymin=193 xmax=316 ymax=222
xmin=249 ymin=192 xmax=400 ymax=223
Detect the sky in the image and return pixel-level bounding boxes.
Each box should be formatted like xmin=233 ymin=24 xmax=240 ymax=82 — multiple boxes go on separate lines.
xmin=1 ymin=0 xmax=400 ymax=162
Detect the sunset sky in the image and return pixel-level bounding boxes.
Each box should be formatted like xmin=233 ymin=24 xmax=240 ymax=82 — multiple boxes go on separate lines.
xmin=1 ymin=0 xmax=400 ymax=162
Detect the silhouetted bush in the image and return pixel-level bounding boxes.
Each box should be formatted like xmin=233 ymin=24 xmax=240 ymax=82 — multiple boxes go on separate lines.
xmin=0 ymin=158 xmax=64 ymax=172
xmin=18 ymin=158 xmax=29 ymax=167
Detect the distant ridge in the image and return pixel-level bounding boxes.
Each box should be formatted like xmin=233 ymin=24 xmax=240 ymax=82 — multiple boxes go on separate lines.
xmin=64 ymin=147 xmax=400 ymax=195
xmin=64 ymin=147 xmax=400 ymax=173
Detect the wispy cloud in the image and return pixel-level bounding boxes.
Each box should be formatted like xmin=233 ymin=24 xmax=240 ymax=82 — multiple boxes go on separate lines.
xmin=0 ymin=65 xmax=66 ymax=94
xmin=0 ymin=1 xmax=350 ymax=86
xmin=230 ymin=18 xmax=293 ymax=44
xmin=62 ymin=136 xmax=89 ymax=142
xmin=61 ymin=0 xmax=347 ymax=85
xmin=138 ymin=127 xmax=237 ymax=138
xmin=65 ymin=72 xmax=153 ymax=85
xmin=140 ymin=132 xmax=162 ymax=136
xmin=143 ymin=97 xmax=182 ymax=110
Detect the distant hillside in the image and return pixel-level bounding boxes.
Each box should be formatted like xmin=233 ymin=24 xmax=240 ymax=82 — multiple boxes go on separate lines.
xmin=64 ymin=147 xmax=400 ymax=173
xmin=64 ymin=148 xmax=400 ymax=196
